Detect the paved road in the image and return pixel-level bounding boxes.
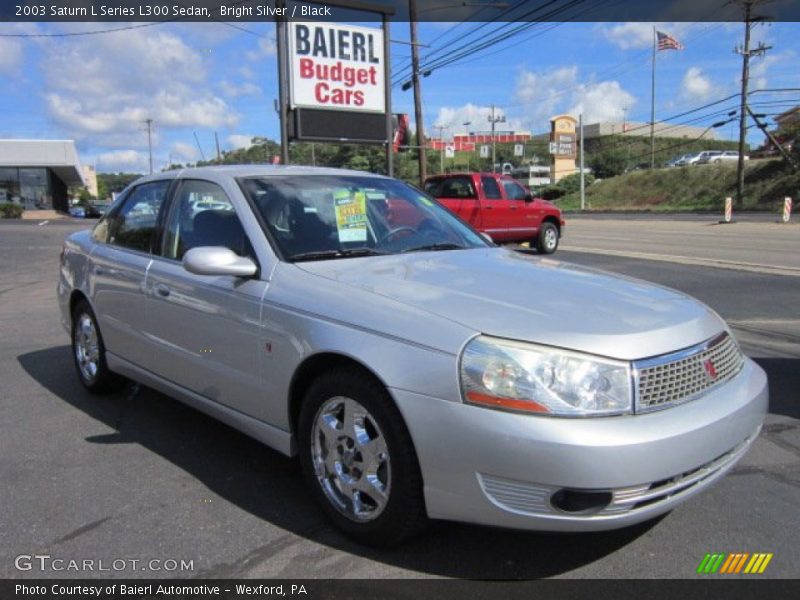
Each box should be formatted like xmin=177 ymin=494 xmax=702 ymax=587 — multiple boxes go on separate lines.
xmin=560 ymin=217 xmax=800 ymax=276
xmin=0 ymin=220 xmax=797 ymax=580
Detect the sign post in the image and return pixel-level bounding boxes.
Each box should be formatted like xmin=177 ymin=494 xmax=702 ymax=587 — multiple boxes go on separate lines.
xmin=782 ymin=197 xmax=792 ymax=223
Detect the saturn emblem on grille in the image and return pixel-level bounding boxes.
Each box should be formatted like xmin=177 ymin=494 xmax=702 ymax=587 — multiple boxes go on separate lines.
xmin=704 ymin=359 xmax=718 ymax=381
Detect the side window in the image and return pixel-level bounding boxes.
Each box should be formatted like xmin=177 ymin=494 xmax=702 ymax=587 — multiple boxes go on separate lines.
xmin=501 ymin=180 xmax=528 ymax=200
xmin=163 ymin=179 xmax=250 ymax=260
xmin=438 ymin=176 xmax=476 ymax=198
xmin=91 ymin=190 xmax=128 ymax=243
xmin=481 ymin=176 xmax=502 ymax=200
xmin=107 ymin=181 xmax=169 ymax=253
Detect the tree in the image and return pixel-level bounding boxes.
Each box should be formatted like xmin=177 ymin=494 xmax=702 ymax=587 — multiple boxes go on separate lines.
xmin=589 ymin=148 xmax=627 ymax=179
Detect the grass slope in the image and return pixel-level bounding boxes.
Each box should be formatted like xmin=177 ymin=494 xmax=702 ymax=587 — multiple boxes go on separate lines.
xmin=559 ymin=159 xmax=800 ymax=212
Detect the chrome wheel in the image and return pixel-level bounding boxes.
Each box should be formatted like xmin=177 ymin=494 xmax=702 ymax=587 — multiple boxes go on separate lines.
xmin=74 ymin=313 xmax=100 ymax=383
xmin=311 ymin=396 xmax=391 ymax=522
xmin=543 ymin=227 xmax=558 ymax=251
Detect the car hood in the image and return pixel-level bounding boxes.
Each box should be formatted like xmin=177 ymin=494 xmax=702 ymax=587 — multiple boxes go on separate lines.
xmin=297 ymin=248 xmax=726 ymax=360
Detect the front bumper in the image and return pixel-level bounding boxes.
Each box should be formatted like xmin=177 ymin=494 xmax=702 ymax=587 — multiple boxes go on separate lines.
xmin=392 ymin=357 xmax=767 ymax=531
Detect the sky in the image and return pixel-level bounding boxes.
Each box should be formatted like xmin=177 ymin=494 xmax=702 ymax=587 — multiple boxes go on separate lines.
xmin=0 ymin=17 xmax=798 ymax=173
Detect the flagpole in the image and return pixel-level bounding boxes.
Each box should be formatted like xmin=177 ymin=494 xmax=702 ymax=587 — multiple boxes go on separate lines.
xmin=650 ymin=26 xmax=656 ymax=169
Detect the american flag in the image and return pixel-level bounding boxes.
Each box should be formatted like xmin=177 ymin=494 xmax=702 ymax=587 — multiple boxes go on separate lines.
xmin=657 ymin=30 xmax=684 ymax=51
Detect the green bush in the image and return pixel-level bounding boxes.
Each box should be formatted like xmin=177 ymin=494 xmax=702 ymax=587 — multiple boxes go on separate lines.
xmin=0 ymin=203 xmax=23 ymax=219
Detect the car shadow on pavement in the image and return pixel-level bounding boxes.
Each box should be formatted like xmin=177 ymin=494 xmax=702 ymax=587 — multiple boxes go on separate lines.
xmin=752 ymin=357 xmax=800 ymax=419
xmin=19 ymin=345 xmax=660 ymax=579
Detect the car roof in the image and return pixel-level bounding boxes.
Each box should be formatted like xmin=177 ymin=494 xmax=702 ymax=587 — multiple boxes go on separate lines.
xmin=426 ymin=172 xmax=509 ymax=180
xmin=130 ymin=164 xmax=389 ymax=186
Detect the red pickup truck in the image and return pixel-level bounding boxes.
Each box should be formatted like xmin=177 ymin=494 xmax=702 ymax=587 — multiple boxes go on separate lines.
xmin=423 ymin=172 xmax=564 ymax=254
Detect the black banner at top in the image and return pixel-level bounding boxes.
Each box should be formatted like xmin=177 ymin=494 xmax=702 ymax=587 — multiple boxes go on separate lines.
xmin=2 ymin=0 xmax=800 ymax=23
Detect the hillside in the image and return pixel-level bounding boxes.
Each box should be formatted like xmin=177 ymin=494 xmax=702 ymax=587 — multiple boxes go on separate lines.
xmin=558 ymin=159 xmax=800 ymax=212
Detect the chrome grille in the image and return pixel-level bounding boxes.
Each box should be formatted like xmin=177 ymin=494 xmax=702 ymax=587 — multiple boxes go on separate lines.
xmin=635 ymin=333 xmax=744 ymax=412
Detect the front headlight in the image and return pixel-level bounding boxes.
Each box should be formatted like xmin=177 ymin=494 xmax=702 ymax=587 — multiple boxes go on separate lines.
xmin=460 ymin=336 xmax=632 ymax=417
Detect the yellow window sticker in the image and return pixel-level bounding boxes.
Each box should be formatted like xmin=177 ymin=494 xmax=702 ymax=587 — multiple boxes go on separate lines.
xmin=333 ymin=189 xmax=368 ymax=243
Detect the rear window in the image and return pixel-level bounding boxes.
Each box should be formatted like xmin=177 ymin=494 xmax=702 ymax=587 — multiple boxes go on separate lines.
xmin=425 ymin=176 xmax=476 ymax=199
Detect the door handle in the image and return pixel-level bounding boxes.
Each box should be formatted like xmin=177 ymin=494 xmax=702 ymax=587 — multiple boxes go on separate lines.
xmin=154 ymin=284 xmax=171 ymax=298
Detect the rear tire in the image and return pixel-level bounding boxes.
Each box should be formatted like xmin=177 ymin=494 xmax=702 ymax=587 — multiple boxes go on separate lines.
xmin=71 ymin=300 xmax=124 ymax=393
xmin=298 ymin=368 xmax=427 ymax=546
xmin=537 ymin=222 xmax=559 ymax=254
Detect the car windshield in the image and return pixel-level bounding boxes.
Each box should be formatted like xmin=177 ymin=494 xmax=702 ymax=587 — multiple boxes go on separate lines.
xmin=239 ymin=175 xmax=489 ymax=261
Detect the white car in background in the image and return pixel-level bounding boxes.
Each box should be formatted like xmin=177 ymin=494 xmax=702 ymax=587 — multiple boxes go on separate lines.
xmin=700 ymin=150 xmax=749 ymax=164
xmin=684 ymin=151 xmax=722 ymax=165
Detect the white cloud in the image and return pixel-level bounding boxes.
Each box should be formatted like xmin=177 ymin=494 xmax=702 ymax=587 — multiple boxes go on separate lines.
xmin=748 ymin=51 xmax=793 ymax=91
xmin=39 ymin=28 xmax=239 ymax=147
xmin=239 ymin=65 xmax=256 ymax=80
xmin=431 ymin=103 xmax=523 ymax=135
xmin=246 ymin=37 xmax=277 ymax=61
xmin=512 ymin=66 xmax=636 ymax=128
xmin=96 ymin=149 xmax=150 ymax=172
xmin=0 ymin=38 xmax=23 ymax=75
xmin=227 ymin=134 xmax=256 ymax=150
xmin=170 ymin=141 xmax=200 ymax=163
xmin=681 ymin=67 xmax=713 ymax=101
xmin=602 ymin=22 xmax=691 ymax=50
xmin=219 ymin=80 xmax=262 ymax=98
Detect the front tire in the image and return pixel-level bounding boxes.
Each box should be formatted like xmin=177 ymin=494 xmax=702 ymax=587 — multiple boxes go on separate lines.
xmin=298 ymin=369 xmax=427 ymax=546
xmin=537 ymin=222 xmax=559 ymax=254
xmin=71 ymin=300 xmax=124 ymax=393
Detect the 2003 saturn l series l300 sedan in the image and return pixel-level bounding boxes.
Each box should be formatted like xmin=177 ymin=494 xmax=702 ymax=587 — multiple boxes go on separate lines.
xmin=58 ymin=166 xmax=767 ymax=546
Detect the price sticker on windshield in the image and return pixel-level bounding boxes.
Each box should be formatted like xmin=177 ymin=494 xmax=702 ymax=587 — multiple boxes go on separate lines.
xmin=333 ymin=189 xmax=368 ymax=242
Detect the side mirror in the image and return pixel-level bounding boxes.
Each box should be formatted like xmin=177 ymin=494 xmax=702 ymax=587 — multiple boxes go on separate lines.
xmin=183 ymin=247 xmax=257 ymax=278
xmin=524 ymin=192 xmax=534 ymax=203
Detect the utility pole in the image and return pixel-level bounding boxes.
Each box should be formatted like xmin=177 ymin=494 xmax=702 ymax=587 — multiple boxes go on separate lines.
xmin=734 ymin=0 xmax=771 ymax=208
xmin=214 ymin=131 xmax=221 ymax=162
xmin=409 ymin=0 xmax=427 ymax=186
xmin=488 ymin=104 xmax=506 ymax=173
xmin=650 ymin=26 xmax=657 ymax=169
xmin=193 ymin=131 xmax=207 ymax=162
xmin=579 ymin=113 xmax=585 ymax=211
xmin=145 ymin=119 xmax=153 ymax=174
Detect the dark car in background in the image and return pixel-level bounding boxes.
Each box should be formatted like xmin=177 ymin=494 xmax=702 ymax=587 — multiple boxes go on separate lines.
xmin=85 ymin=200 xmax=113 ymax=218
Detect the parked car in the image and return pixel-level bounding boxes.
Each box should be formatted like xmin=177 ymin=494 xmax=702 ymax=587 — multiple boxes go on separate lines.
xmin=68 ymin=205 xmax=86 ymax=218
xmin=666 ymin=154 xmax=692 ymax=168
xmin=699 ymin=150 xmax=749 ymax=164
xmin=423 ymin=172 xmax=564 ymax=253
xmin=683 ymin=151 xmax=722 ymax=166
xmin=85 ymin=200 xmax=112 ymax=218
xmin=58 ymin=166 xmax=767 ymax=546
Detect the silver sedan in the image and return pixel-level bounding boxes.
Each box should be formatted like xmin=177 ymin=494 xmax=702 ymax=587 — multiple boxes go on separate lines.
xmin=58 ymin=166 xmax=767 ymax=546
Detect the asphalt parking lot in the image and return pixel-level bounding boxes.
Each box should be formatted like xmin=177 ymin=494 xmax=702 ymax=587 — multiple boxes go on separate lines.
xmin=1 ymin=217 xmax=798 ymax=579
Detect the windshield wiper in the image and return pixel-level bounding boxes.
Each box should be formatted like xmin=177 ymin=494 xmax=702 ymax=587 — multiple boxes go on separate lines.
xmin=402 ymin=242 xmax=467 ymax=253
xmin=290 ymin=248 xmax=389 ymax=262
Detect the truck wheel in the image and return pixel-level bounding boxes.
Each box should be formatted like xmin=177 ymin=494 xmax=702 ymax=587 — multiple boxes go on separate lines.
xmin=71 ymin=300 xmax=124 ymax=393
xmin=298 ymin=368 xmax=427 ymax=546
xmin=537 ymin=223 xmax=559 ymax=254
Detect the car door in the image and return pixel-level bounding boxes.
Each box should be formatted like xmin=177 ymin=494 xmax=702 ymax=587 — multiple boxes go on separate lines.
xmin=89 ymin=180 xmax=170 ymax=368
xmin=478 ymin=175 xmax=511 ymax=240
xmin=425 ymin=176 xmax=482 ymax=228
xmin=500 ymin=177 xmax=539 ymax=241
xmin=143 ymin=178 xmax=269 ymax=419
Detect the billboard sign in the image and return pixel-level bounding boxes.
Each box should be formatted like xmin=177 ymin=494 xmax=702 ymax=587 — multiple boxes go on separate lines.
xmin=289 ymin=22 xmax=385 ymax=114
